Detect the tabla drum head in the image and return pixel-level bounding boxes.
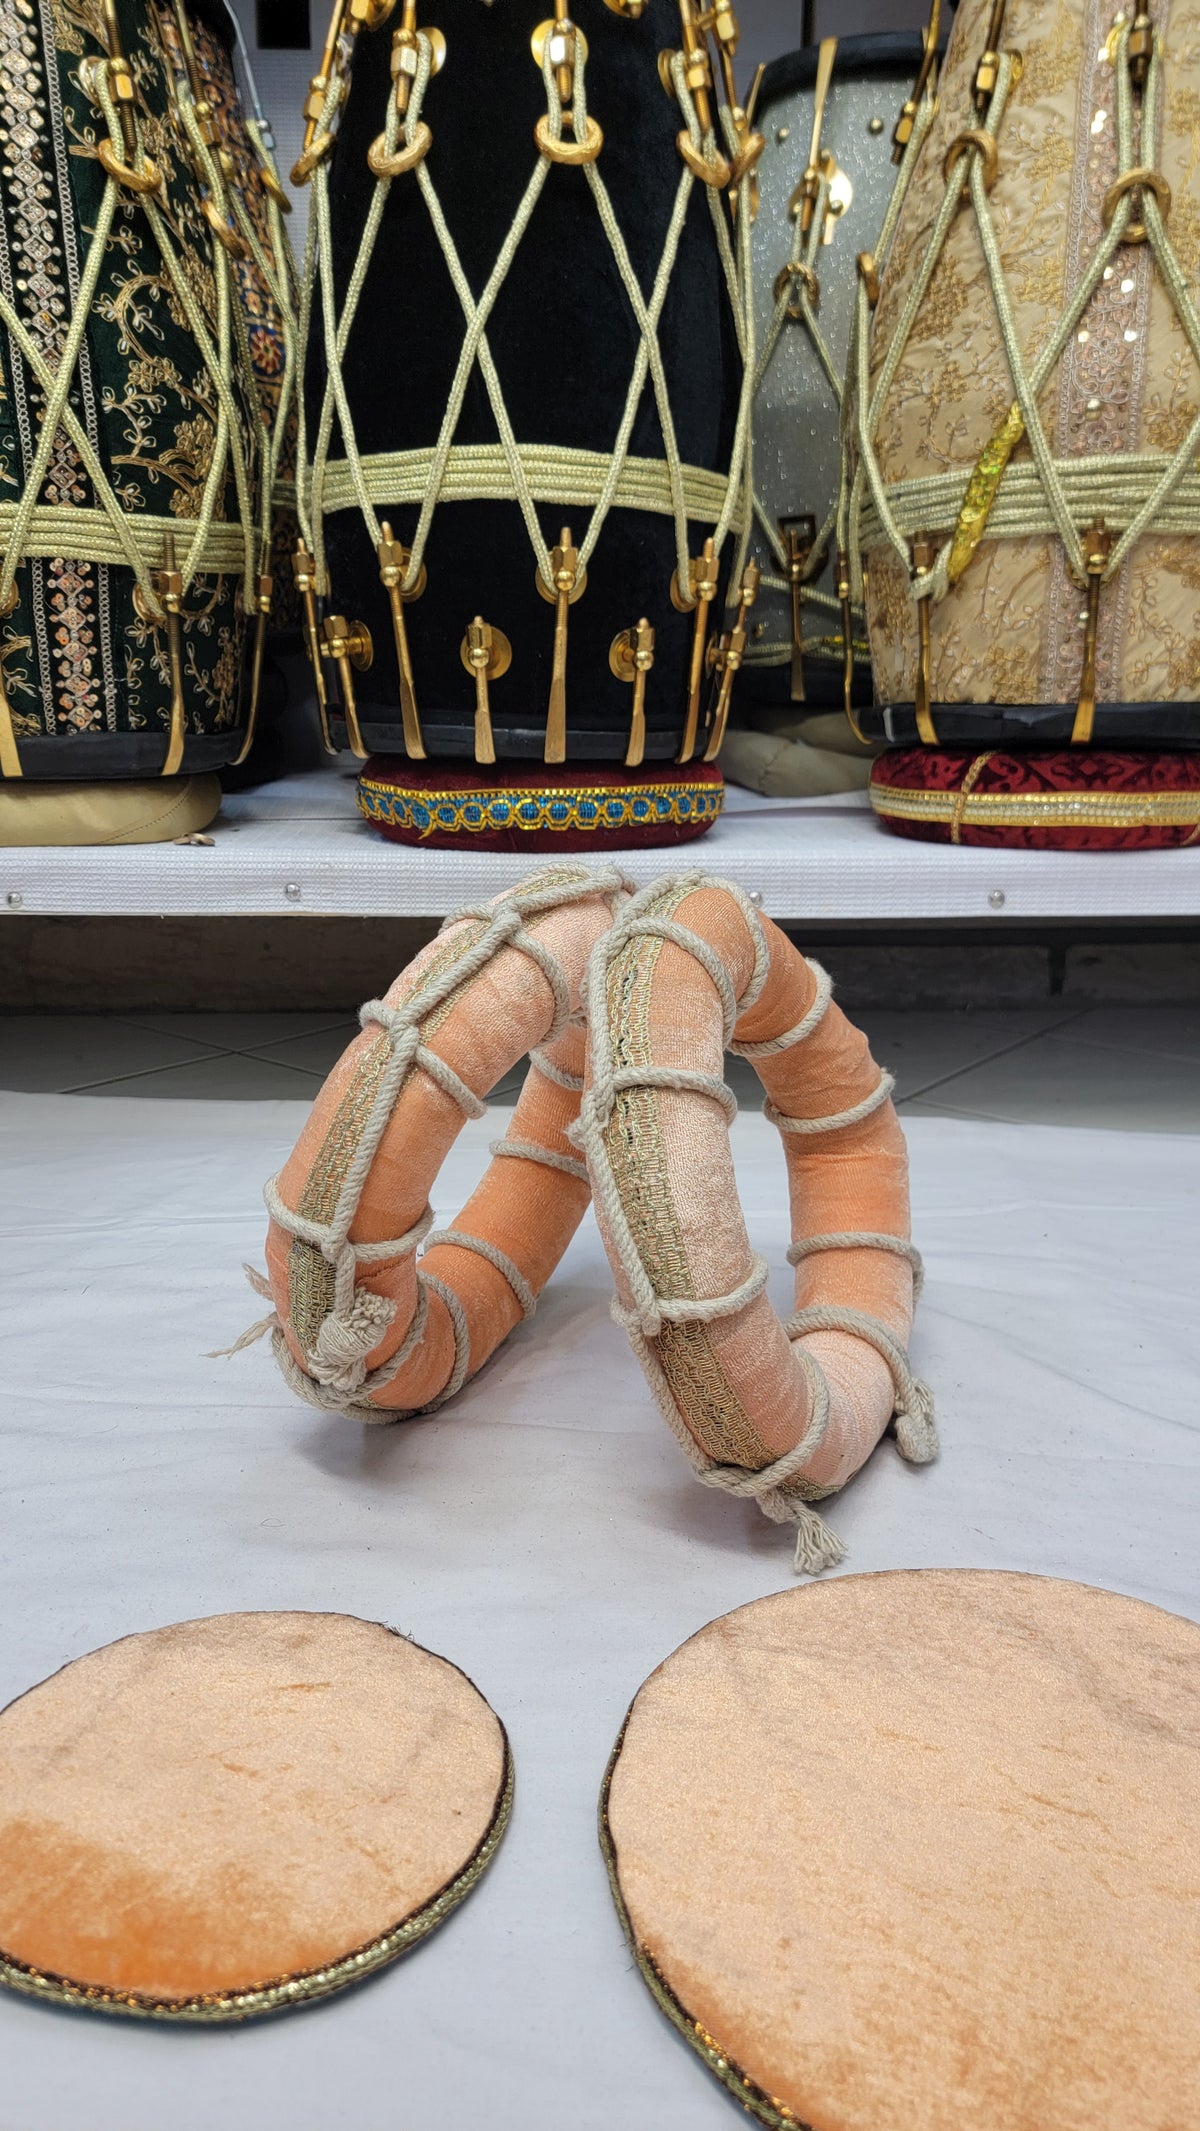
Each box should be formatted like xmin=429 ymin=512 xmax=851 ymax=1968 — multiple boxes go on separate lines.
xmin=602 ymin=1571 xmax=1200 ymax=2130
xmin=0 ymin=1612 xmax=511 ymax=2021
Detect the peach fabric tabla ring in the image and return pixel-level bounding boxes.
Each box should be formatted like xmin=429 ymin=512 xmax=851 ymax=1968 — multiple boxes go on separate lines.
xmin=257 ymin=866 xmax=629 ymax=1417
xmin=577 ymin=874 xmax=937 ymax=1571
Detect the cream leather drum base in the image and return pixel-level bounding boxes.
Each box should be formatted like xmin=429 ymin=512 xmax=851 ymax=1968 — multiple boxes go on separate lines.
xmin=0 ymin=1612 xmax=511 ymax=2021
xmin=0 ymin=777 xmax=221 ymax=847
xmin=603 ymin=1570 xmax=1200 ymax=2130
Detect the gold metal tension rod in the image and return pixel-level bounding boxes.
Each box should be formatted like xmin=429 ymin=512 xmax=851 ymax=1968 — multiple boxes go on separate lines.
xmin=972 ymin=0 xmax=1007 ymax=112
xmin=911 ymin=532 xmax=939 ymax=746
xmin=780 ymin=514 xmax=816 ymax=704
xmin=610 ymin=619 xmax=655 ymax=766
xmin=292 ymin=542 xmax=334 ymax=753
xmin=893 ymin=0 xmax=940 ymax=162
xmin=461 ymin=617 xmax=511 ymax=765
xmin=539 ymin=528 xmax=585 ymax=765
xmin=152 ymin=533 xmax=186 ymax=777
xmin=378 ymin=522 xmax=425 ymax=758
xmin=704 ymin=559 xmax=759 ymax=762
xmin=294 ymin=0 xmax=395 ymax=184
xmin=674 ymin=536 xmax=719 ymax=763
xmin=794 ymin=36 xmax=836 ymax=237
xmin=320 ymin=613 xmax=374 ymax=758
xmin=836 ymin=547 xmax=868 ymax=746
xmin=233 ymin=537 xmax=275 ymax=768
xmin=1072 ymin=519 xmax=1112 ymax=747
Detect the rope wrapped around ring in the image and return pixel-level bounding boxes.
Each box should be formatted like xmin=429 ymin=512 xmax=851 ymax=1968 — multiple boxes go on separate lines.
xmin=576 ymin=873 xmax=936 ymax=1573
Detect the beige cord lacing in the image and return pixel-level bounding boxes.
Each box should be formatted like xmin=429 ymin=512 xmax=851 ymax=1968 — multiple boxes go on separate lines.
xmin=0 ymin=49 xmax=258 ymax=625
xmin=745 ymin=53 xmax=939 ymax=672
xmin=573 ymin=875 xmax=937 ymax=1576
xmin=851 ymin=24 xmax=1200 ymax=612
xmin=256 ymin=868 xmax=631 ymax=1418
xmin=300 ymin=33 xmax=751 ymax=611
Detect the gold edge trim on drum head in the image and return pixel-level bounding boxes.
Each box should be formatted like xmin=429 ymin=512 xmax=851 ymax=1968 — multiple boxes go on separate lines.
xmin=598 ymin=1720 xmax=810 ymax=2131
xmin=870 ymin=785 xmax=1200 ymax=826
xmin=0 ymin=1735 xmax=514 ymax=2026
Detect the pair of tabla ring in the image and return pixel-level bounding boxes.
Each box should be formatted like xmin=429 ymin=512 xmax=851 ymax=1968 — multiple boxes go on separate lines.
xmin=260 ymin=867 xmax=936 ymax=1573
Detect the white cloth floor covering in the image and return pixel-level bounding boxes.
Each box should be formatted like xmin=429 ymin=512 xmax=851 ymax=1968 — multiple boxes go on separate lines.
xmin=1 ymin=1093 xmax=1197 ymax=2130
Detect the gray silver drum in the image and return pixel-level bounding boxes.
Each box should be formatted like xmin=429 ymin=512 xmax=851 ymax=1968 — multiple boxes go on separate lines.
xmin=739 ymin=33 xmax=930 ymax=715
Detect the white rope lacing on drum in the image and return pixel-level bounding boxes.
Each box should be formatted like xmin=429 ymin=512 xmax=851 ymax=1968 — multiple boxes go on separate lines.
xmin=575 ymin=873 xmax=934 ymax=1573
xmin=850 ymin=27 xmax=1200 ymax=612
xmin=423 ymin=1228 xmax=538 ymax=1321
xmin=256 ymin=867 xmax=629 ymax=1417
xmin=490 ymin=1137 xmax=590 ymax=1185
xmin=0 ymin=49 xmax=258 ymax=638
xmin=746 ymin=38 xmax=938 ymax=673
xmin=301 ymin=32 xmax=752 ymax=617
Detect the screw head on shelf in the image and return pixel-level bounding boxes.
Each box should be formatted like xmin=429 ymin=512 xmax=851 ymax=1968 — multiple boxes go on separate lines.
xmin=988 ymin=888 xmax=1006 ymax=909
xmin=284 ymin=882 xmax=302 ymax=902
xmin=6 ymin=891 xmax=23 ymax=909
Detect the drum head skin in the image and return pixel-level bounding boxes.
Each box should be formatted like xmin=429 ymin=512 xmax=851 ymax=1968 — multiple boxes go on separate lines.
xmin=602 ymin=1572 xmax=1200 ymax=2130
xmin=0 ymin=1613 xmax=511 ymax=2022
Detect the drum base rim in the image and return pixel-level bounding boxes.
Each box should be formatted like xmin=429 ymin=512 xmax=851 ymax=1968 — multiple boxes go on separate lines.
xmin=0 ymin=1741 xmax=513 ymax=2026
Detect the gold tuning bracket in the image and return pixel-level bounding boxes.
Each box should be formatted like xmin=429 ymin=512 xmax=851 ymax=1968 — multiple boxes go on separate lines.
xmin=233 ymin=541 xmax=275 ymax=769
xmin=673 ymin=535 xmax=720 ymax=763
xmin=147 ymin=533 xmax=187 ymax=778
xmin=893 ymin=0 xmax=940 ymax=162
xmin=856 ymin=250 xmax=881 ymax=307
xmin=610 ymin=619 xmax=655 ymax=768
xmin=910 ymin=532 xmax=939 ymax=746
xmin=537 ymin=528 xmax=585 ymax=765
xmin=292 ymin=542 xmax=335 ymax=753
xmin=532 ymin=5 xmax=603 ymax=164
xmin=703 ymin=559 xmax=758 ymax=762
xmin=836 ymin=547 xmax=868 ymax=745
xmin=671 ymin=0 xmax=731 ymax=185
xmin=1128 ymin=8 xmax=1154 ymax=88
xmin=294 ymin=0 xmax=396 ymax=185
xmin=972 ymin=0 xmax=1007 ymax=112
xmin=604 ymin=0 xmax=647 ymax=16
xmin=461 ymin=617 xmax=511 ymax=766
xmin=780 ymin=514 xmax=817 ymax=705
xmin=99 ymin=0 xmax=139 ymax=160
xmin=368 ymin=5 xmax=444 ymax=177
xmin=1071 ymin=519 xmax=1113 ymax=747
xmin=320 ymin=614 xmax=374 ymax=759
xmin=797 ymin=37 xmax=836 ymax=237
xmin=377 ymin=522 xmax=426 ymax=759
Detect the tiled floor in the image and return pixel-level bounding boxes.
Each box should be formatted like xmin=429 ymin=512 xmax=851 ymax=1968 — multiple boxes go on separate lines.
xmin=1 ymin=1004 xmax=1197 ymax=1130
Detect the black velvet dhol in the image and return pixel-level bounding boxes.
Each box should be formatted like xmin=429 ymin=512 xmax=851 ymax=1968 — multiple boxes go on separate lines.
xmin=309 ymin=0 xmax=742 ymax=761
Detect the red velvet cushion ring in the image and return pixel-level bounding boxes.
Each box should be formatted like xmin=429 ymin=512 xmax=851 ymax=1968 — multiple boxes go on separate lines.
xmin=870 ymin=749 xmax=1200 ymax=851
xmin=357 ymin=760 xmax=724 ymax=852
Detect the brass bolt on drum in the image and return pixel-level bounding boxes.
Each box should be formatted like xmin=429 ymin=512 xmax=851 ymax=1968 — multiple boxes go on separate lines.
xmin=0 ymin=0 xmax=280 ymax=831
xmin=851 ymin=0 xmax=1200 ymax=759
xmin=292 ymin=0 xmax=761 ymax=849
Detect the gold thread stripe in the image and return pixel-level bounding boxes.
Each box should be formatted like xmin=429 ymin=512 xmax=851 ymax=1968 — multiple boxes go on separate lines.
xmin=946 ymin=403 xmax=1025 ymax=586
xmin=312 ymin=446 xmax=742 ymax=531
xmin=0 ymin=506 xmax=250 ymax=574
xmin=871 ymin=784 xmax=1200 ymax=827
xmin=358 ymin=777 xmax=724 ymax=840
